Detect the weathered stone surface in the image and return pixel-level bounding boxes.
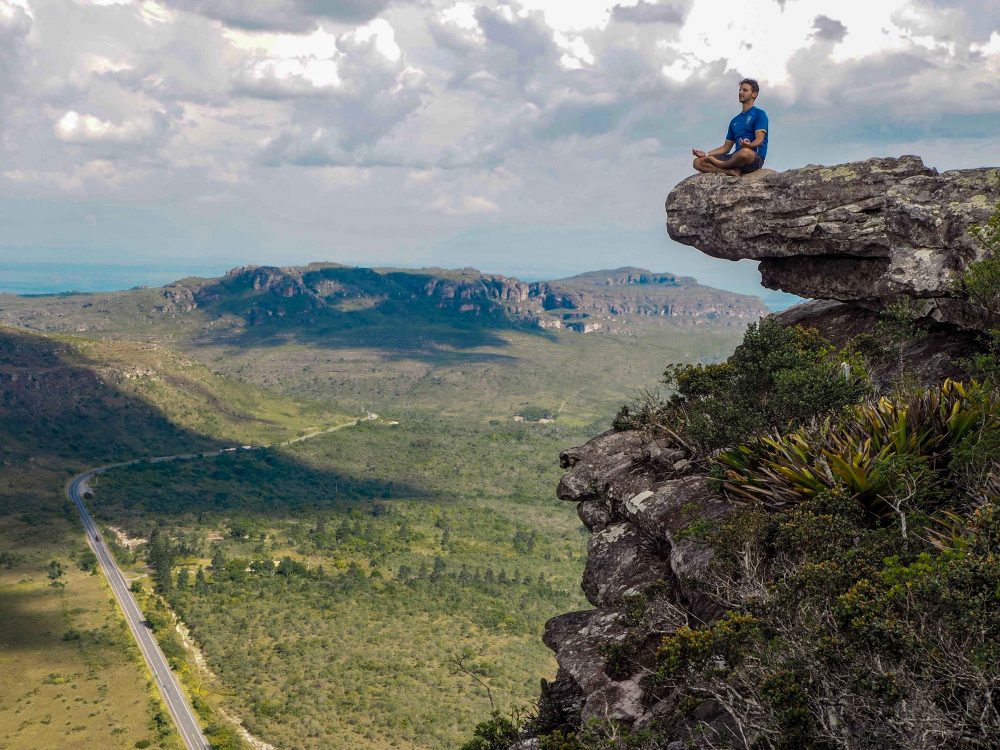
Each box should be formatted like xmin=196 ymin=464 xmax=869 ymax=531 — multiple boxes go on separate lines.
xmin=557 ymin=430 xmax=677 ymax=509
xmin=665 ymin=156 xmax=1000 ymax=326
xmin=577 ymin=498 xmax=612 ymax=532
xmin=539 ymin=430 xmax=742 ymax=738
xmin=581 ymin=523 xmax=673 ymax=607
xmin=667 ymin=156 xmax=934 ymax=260
xmin=621 ymin=478 xmax=732 ymax=621
xmin=759 ymin=256 xmax=889 ymax=300
xmin=543 ymin=610 xmax=647 ymax=724
xmin=543 ymin=610 xmax=629 ymax=693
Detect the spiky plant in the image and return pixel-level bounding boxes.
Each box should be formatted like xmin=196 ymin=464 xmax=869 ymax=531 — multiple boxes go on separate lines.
xmin=716 ymin=380 xmax=1000 ymax=522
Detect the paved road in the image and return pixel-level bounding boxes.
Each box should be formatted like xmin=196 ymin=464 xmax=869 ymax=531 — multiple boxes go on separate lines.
xmin=67 ymin=470 xmax=210 ymax=750
xmin=64 ymin=413 xmax=379 ymax=750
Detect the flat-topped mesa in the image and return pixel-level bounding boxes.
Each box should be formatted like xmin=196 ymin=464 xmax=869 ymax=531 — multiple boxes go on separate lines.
xmin=665 ymin=155 xmax=1000 ymax=327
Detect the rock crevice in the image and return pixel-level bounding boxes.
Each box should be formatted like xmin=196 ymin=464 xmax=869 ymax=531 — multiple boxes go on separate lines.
xmin=530 ymin=431 xmax=733 ymax=741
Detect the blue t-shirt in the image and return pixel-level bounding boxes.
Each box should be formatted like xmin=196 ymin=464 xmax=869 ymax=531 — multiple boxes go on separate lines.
xmin=725 ymin=106 xmax=768 ymax=160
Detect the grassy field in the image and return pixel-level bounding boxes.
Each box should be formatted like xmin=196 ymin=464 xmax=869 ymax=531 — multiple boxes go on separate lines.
xmin=192 ymin=325 xmax=743 ymax=425
xmin=0 ymin=511 xmax=182 ymax=750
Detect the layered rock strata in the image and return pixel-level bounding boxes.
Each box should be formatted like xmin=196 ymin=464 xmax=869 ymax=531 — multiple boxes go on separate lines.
xmin=530 ymin=430 xmax=735 ymax=743
xmin=666 ymin=155 xmax=1000 ymax=327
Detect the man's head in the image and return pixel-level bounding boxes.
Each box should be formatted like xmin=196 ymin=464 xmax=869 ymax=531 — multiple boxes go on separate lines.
xmin=738 ymin=78 xmax=759 ymax=104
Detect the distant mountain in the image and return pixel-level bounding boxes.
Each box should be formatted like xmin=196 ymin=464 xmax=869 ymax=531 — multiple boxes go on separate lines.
xmin=158 ymin=263 xmax=766 ymax=334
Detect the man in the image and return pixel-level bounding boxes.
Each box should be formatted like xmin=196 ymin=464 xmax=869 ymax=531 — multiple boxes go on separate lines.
xmin=692 ymin=79 xmax=768 ymax=177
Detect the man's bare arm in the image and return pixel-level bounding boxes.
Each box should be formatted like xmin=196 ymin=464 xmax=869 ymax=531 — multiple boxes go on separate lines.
xmin=738 ymin=130 xmax=766 ymax=150
xmin=692 ymin=140 xmax=734 ymax=158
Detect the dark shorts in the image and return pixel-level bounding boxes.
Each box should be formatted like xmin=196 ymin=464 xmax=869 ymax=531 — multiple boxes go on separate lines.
xmin=716 ymin=151 xmax=765 ymax=174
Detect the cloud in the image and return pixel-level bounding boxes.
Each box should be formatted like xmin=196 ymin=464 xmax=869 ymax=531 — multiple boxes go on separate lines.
xmin=474 ymin=5 xmax=554 ymax=62
xmin=162 ymin=0 xmax=395 ymax=33
xmin=232 ymin=56 xmax=341 ymax=98
xmin=611 ymin=2 xmax=685 ymax=25
xmin=895 ymin=0 xmax=1000 ymax=45
xmin=812 ymin=15 xmax=847 ymax=42
xmin=252 ymin=20 xmax=427 ymax=164
xmin=3 ymin=0 xmax=1000 ymax=284
xmin=0 ymin=1 xmax=32 ymax=122
xmin=428 ymin=194 xmax=501 ymax=215
xmin=535 ymin=93 xmax=627 ymax=139
xmin=4 ymin=158 xmax=143 ymax=194
xmin=54 ymin=110 xmax=166 ymax=145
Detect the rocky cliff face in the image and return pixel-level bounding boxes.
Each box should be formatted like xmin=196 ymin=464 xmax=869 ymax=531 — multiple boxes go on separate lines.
xmin=536 ymin=432 xmax=733 ymax=738
xmin=524 ymin=156 xmax=999 ymax=748
xmin=666 ymin=156 xmax=1000 ymax=328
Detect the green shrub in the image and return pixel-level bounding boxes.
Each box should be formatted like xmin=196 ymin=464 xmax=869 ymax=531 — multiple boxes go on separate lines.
xmin=460 ymin=713 xmax=520 ymax=750
xmin=656 ymin=612 xmax=762 ymax=680
xmin=963 ymin=199 xmax=1000 ymax=314
xmin=615 ymin=319 xmax=868 ymax=454
xmin=77 ymin=549 xmax=98 ymax=573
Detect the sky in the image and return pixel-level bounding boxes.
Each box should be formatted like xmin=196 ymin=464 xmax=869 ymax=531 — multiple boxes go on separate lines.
xmin=0 ymin=0 xmax=998 ymax=294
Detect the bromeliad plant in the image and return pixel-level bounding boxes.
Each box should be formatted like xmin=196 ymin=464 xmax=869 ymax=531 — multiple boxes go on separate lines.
xmin=716 ymin=380 xmax=1000 ymax=522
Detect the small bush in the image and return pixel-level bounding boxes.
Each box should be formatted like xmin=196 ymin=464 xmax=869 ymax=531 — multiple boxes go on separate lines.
xmin=460 ymin=713 xmax=520 ymax=750
xmin=615 ymin=319 xmax=868 ymax=454
xmin=963 ymin=199 xmax=1000 ymax=314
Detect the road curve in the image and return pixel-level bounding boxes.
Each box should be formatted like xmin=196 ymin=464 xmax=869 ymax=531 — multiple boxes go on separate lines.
xmin=64 ymin=413 xmax=379 ymax=750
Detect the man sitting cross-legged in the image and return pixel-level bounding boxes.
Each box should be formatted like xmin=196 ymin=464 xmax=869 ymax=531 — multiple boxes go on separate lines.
xmin=692 ymin=78 xmax=769 ymax=177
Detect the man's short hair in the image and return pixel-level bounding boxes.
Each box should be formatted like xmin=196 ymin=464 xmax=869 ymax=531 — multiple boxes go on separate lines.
xmin=739 ymin=78 xmax=760 ymax=95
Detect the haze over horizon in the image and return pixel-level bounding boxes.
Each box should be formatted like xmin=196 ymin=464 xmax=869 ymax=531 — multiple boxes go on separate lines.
xmin=0 ymin=0 xmax=996 ymax=293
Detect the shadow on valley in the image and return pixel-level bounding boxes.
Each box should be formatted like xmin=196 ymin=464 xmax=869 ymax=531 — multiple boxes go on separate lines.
xmin=190 ymin=265 xmax=558 ymax=360
xmin=0 ymin=586 xmax=71 ymax=653
xmin=0 ymin=327 xmax=225 ymax=474
xmin=94 ymin=447 xmax=423 ymax=522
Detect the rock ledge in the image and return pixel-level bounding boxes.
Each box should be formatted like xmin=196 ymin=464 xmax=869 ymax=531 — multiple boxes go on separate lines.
xmin=666 ymin=155 xmax=1000 ymax=327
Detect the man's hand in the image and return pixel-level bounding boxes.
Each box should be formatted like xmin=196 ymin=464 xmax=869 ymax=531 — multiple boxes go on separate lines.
xmin=739 ymin=138 xmax=755 ymax=149
xmin=692 ymin=149 xmax=706 ymax=158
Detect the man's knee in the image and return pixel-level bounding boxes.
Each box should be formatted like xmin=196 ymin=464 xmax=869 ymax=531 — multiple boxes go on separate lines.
xmin=736 ymin=147 xmax=756 ymax=162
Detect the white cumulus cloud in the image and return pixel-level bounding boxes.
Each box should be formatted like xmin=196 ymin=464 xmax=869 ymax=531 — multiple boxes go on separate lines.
xmin=54 ymin=110 xmax=163 ymax=145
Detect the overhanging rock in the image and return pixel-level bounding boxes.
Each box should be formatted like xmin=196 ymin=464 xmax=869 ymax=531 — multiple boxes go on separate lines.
xmin=665 ymin=155 xmax=1000 ymax=326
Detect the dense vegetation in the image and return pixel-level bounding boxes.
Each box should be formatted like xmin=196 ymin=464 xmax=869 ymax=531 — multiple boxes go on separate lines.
xmin=613 ymin=318 xmax=869 ymax=453
xmin=96 ymin=418 xmax=593 ymax=749
xmin=658 ymin=379 xmax=1000 ymax=749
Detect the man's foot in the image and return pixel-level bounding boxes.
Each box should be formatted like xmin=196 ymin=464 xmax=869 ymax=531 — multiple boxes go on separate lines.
xmin=724 ymin=168 xmax=741 ymax=177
